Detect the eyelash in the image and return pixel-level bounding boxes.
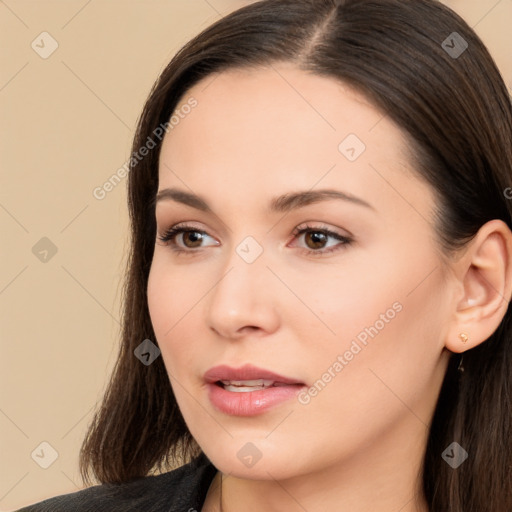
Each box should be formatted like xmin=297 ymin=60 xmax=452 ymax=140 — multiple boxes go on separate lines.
xmin=157 ymin=223 xmax=353 ymax=257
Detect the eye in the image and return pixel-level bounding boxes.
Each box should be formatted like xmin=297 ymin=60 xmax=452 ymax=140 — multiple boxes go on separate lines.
xmin=289 ymin=224 xmax=353 ymax=256
xmin=157 ymin=223 xmax=219 ymax=253
xmin=156 ymin=222 xmax=353 ymax=257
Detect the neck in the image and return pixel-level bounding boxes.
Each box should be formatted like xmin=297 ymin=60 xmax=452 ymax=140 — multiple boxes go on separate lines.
xmin=220 ymin=464 xmax=428 ymax=512
xmin=207 ymin=418 xmax=431 ymax=512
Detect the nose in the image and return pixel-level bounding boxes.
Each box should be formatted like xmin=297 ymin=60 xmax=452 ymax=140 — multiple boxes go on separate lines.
xmin=206 ymin=247 xmax=280 ymax=339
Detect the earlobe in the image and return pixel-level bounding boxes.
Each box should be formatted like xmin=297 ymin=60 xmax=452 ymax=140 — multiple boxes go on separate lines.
xmin=445 ymin=219 xmax=512 ymax=354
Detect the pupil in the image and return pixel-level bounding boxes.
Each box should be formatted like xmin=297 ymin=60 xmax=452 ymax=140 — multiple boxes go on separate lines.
xmin=306 ymin=232 xmax=326 ymax=249
xmin=185 ymin=231 xmax=202 ymax=247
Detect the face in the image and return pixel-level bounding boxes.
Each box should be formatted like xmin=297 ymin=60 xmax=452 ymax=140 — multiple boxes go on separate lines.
xmin=147 ymin=63 xmax=453 ymax=480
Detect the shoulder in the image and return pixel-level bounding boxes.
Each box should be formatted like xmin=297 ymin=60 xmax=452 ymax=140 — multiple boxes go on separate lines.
xmin=16 ymin=453 xmax=217 ymax=512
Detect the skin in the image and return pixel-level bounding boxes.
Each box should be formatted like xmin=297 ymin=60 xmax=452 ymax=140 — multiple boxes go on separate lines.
xmin=147 ymin=63 xmax=512 ymax=512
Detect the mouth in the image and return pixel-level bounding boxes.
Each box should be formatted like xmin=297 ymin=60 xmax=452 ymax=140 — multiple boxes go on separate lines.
xmin=204 ymin=364 xmax=306 ymax=416
xmin=215 ymin=379 xmax=302 ymax=392
xmin=204 ymin=363 xmax=305 ymax=387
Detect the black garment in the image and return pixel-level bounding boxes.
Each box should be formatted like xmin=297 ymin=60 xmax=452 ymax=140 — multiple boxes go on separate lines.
xmin=16 ymin=453 xmax=218 ymax=512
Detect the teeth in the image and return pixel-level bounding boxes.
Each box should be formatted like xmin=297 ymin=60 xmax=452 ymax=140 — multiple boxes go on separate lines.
xmin=217 ymin=379 xmax=299 ymax=392
xmin=223 ymin=385 xmax=267 ymax=392
xmin=220 ymin=379 xmax=275 ymax=392
xmin=220 ymin=379 xmax=274 ymax=386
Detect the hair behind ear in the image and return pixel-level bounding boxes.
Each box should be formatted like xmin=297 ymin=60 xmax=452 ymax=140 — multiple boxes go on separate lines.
xmin=424 ymin=312 xmax=512 ymax=510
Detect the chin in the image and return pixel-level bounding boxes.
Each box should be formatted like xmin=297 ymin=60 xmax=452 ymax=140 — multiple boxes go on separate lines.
xmin=201 ymin=440 xmax=311 ymax=481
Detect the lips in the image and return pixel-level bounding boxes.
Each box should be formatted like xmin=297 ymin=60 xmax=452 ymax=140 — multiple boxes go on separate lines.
xmin=204 ymin=364 xmax=306 ymax=416
xmin=204 ymin=364 xmax=304 ymax=387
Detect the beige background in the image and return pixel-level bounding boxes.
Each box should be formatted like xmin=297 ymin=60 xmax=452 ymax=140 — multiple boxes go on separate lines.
xmin=1 ymin=0 xmax=511 ymax=510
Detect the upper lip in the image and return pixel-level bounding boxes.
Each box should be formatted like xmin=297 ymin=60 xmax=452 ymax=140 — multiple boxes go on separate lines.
xmin=204 ymin=364 xmax=304 ymax=385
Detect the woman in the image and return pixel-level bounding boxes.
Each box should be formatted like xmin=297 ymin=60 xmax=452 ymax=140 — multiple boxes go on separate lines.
xmin=18 ymin=0 xmax=512 ymax=510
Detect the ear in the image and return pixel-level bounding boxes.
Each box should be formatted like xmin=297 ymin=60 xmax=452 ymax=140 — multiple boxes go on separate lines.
xmin=445 ymin=219 xmax=512 ymax=354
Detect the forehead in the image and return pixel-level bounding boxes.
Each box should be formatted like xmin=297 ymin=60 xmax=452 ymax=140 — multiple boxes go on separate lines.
xmin=157 ymin=63 xmax=433 ymax=220
xmin=165 ymin=63 xmax=386 ymax=154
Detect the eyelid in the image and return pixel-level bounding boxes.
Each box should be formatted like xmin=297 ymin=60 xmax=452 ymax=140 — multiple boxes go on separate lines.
xmin=287 ymin=223 xmax=353 ymax=254
xmin=156 ymin=222 xmax=219 ymax=248
xmin=290 ymin=222 xmax=352 ymax=240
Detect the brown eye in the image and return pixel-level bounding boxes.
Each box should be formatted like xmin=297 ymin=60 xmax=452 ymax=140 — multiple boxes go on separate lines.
xmin=157 ymin=224 xmax=220 ymax=253
xmin=180 ymin=231 xmax=204 ymax=248
xmin=304 ymin=231 xmax=328 ymax=249
xmin=289 ymin=225 xmax=353 ymax=256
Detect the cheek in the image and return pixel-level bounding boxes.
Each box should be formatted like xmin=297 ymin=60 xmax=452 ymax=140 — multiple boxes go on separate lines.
xmin=147 ymin=255 xmax=201 ymax=331
xmin=147 ymin=261 xmax=170 ymax=336
xmin=293 ymin=241 xmax=440 ymax=348
xmin=309 ymin=266 xmax=447 ymax=424
xmin=279 ymin=252 xmax=403 ymax=355
xmin=147 ymin=257 xmax=212 ymax=375
xmin=147 ymin=260 xmax=187 ymax=362
xmin=293 ymin=246 xmax=446 ymax=390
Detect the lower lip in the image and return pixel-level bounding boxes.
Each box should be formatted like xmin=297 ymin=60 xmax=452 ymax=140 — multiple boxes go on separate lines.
xmin=207 ymin=382 xmax=305 ymax=416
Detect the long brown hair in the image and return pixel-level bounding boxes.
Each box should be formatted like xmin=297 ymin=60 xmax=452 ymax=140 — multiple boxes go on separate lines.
xmin=79 ymin=1 xmax=512 ymax=509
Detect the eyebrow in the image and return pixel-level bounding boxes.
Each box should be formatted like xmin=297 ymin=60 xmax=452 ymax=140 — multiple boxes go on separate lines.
xmin=153 ymin=187 xmax=375 ymax=213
